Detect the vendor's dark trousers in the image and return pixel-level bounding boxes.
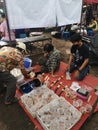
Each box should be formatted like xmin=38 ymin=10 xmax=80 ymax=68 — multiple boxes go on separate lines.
xmin=0 ymin=71 xmax=17 ymax=102
xmin=69 ymin=63 xmax=89 ymax=81
xmin=38 ymin=58 xmax=49 ymax=73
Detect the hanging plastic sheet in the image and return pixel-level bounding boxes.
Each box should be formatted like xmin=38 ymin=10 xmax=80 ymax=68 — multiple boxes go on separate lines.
xmin=5 ymin=0 xmax=82 ymax=29
xmin=84 ymin=0 xmax=98 ymax=4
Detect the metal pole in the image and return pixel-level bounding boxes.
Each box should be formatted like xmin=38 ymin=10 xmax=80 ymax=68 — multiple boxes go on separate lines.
xmin=80 ymin=0 xmax=84 ymax=33
xmin=3 ymin=0 xmax=11 ymax=42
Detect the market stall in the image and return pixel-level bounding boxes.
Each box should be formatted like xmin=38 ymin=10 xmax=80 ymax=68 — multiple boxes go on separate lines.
xmin=16 ymin=62 xmax=98 ymax=130
xmin=16 ymin=35 xmax=52 ymax=54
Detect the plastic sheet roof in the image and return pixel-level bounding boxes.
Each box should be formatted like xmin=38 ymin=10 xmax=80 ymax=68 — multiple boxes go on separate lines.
xmin=84 ymin=0 xmax=98 ymax=3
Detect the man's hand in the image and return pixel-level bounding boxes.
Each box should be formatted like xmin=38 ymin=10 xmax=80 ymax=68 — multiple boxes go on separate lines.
xmin=67 ymin=64 xmax=70 ymax=71
xmin=43 ymin=52 xmax=48 ymax=57
xmin=74 ymin=70 xmax=80 ymax=79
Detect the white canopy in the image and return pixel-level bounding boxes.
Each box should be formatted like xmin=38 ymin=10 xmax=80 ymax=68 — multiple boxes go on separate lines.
xmin=5 ymin=0 xmax=82 ymax=29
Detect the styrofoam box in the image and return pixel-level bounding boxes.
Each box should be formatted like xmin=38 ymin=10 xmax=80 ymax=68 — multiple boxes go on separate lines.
xmin=20 ymin=85 xmax=59 ymax=118
xmin=37 ymin=97 xmax=82 ymax=130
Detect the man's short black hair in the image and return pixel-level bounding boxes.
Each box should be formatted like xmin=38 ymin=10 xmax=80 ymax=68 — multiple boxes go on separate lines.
xmin=70 ymin=33 xmax=82 ymax=43
xmin=44 ymin=43 xmax=54 ymax=53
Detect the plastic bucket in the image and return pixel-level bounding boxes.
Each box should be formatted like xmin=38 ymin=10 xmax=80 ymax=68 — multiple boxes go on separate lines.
xmin=62 ymin=31 xmax=70 ymax=40
xmin=24 ymin=58 xmax=32 ymax=69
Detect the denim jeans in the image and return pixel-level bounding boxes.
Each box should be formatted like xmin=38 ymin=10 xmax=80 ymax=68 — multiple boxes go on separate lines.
xmin=0 ymin=71 xmax=17 ymax=102
xmin=69 ymin=63 xmax=89 ymax=81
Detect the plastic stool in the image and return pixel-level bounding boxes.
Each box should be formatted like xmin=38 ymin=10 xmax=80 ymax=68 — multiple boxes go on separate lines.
xmin=19 ymin=33 xmax=27 ymax=38
xmin=87 ymin=30 xmax=94 ymax=36
xmin=62 ymin=31 xmax=70 ymax=40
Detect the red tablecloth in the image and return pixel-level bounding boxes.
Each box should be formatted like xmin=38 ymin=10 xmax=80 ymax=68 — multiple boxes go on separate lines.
xmin=16 ymin=62 xmax=98 ymax=130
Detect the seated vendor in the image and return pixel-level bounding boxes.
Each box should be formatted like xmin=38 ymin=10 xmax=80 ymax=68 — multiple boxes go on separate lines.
xmin=67 ymin=33 xmax=89 ymax=81
xmin=39 ymin=43 xmax=62 ymax=75
xmin=88 ymin=17 xmax=98 ymax=32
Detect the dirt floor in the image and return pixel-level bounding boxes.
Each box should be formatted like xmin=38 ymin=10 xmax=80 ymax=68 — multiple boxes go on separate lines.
xmin=0 ymin=33 xmax=98 ymax=130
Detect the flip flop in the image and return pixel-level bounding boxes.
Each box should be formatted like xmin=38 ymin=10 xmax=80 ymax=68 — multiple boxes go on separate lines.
xmin=5 ymin=97 xmax=19 ymax=105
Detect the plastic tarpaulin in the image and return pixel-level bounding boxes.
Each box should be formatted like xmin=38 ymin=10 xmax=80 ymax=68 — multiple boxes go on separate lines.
xmin=84 ymin=0 xmax=98 ymax=3
xmin=5 ymin=0 xmax=82 ymax=29
xmin=56 ymin=0 xmax=82 ymax=26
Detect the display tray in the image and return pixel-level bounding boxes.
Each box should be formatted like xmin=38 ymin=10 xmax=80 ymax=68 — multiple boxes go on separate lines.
xmin=37 ymin=97 xmax=82 ymax=130
xmin=19 ymin=79 xmax=41 ymax=94
xmin=20 ymin=85 xmax=59 ymax=118
xmin=19 ymin=82 xmax=33 ymax=94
